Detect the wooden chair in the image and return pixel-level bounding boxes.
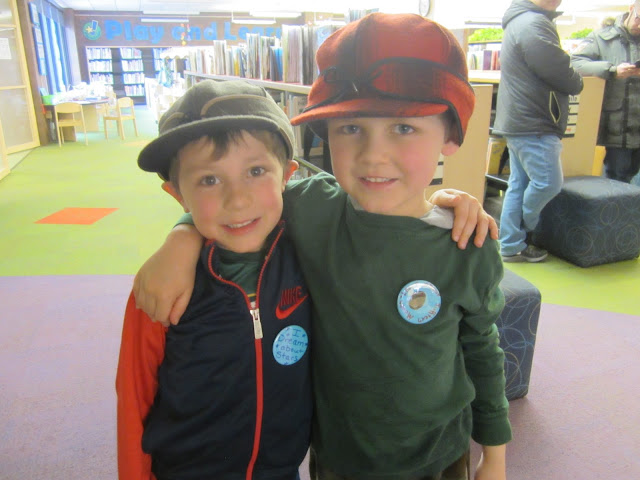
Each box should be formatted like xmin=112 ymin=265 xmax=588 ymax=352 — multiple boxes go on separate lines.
xmin=103 ymin=97 xmax=138 ymax=140
xmin=53 ymin=102 xmax=88 ymax=147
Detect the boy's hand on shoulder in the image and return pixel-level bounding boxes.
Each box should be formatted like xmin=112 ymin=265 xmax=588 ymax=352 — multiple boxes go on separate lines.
xmin=133 ymin=225 xmax=202 ymax=327
xmin=475 ymin=444 xmax=507 ymax=480
xmin=428 ymin=189 xmax=499 ymax=249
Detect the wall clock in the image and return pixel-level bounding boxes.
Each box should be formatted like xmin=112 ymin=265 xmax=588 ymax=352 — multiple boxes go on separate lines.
xmin=419 ymin=0 xmax=431 ymax=16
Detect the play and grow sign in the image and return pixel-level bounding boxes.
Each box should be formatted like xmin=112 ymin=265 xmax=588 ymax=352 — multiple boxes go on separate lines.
xmin=76 ymin=15 xmax=283 ymax=47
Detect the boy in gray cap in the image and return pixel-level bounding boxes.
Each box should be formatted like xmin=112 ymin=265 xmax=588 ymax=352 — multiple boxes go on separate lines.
xmin=116 ymin=79 xmax=311 ymax=480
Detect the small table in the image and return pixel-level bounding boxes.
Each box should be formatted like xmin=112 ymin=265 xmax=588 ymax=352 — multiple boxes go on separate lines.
xmin=44 ymin=98 xmax=110 ymax=142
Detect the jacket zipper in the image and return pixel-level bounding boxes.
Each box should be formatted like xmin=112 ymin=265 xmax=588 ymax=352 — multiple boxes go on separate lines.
xmin=205 ymin=222 xmax=286 ymax=480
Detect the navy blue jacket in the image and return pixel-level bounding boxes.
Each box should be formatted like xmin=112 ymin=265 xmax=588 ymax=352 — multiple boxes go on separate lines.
xmin=142 ymin=223 xmax=312 ymax=480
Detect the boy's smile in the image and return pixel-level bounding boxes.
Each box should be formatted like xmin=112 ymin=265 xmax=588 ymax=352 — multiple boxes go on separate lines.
xmin=327 ymin=116 xmax=459 ymax=218
xmin=172 ymin=134 xmax=294 ymax=253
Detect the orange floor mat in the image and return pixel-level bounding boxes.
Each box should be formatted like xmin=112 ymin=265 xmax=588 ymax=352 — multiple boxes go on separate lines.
xmin=36 ymin=207 xmax=118 ymax=225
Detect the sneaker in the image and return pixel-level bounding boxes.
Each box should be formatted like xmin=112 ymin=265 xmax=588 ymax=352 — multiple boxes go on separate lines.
xmin=502 ymin=244 xmax=548 ymax=263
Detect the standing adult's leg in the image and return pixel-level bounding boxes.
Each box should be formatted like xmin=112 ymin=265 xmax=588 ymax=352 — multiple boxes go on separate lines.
xmin=518 ymin=135 xmax=563 ymax=233
xmin=499 ymin=136 xmax=529 ymax=256
xmin=603 ymin=147 xmax=638 ymax=183
xmin=630 ymin=148 xmax=640 ymax=186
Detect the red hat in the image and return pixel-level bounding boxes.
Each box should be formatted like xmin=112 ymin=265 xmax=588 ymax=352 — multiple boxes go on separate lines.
xmin=291 ymin=13 xmax=475 ymax=145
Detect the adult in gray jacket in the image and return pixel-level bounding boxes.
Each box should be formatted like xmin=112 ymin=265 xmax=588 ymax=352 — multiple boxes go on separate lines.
xmin=571 ymin=2 xmax=640 ymax=184
xmin=494 ymin=0 xmax=583 ymax=263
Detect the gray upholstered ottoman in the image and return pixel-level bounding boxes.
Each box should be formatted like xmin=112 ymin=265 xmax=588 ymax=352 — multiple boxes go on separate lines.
xmin=532 ymin=176 xmax=640 ymax=267
xmin=498 ymin=269 xmax=541 ymax=401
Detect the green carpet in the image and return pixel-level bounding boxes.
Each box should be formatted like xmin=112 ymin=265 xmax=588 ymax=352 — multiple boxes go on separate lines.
xmin=505 ymin=256 xmax=638 ymax=317
xmin=0 ymin=107 xmax=183 ymax=275
xmin=0 ymin=106 xmax=638 ymax=315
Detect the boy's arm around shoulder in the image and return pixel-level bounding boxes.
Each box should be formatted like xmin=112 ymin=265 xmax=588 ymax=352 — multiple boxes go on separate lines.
xmin=457 ymin=243 xmax=512 ymax=448
xmin=133 ymin=223 xmax=203 ymax=327
xmin=428 ymin=189 xmax=499 ymax=249
xmin=116 ymin=292 xmax=167 ymax=480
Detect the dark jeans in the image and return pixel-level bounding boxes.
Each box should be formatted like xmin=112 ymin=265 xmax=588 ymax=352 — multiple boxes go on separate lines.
xmin=603 ymin=147 xmax=640 ymax=183
xmin=308 ymin=448 xmax=470 ymax=480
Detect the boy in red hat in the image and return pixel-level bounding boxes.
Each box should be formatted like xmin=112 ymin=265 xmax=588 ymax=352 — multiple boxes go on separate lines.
xmin=132 ymin=13 xmax=509 ymax=480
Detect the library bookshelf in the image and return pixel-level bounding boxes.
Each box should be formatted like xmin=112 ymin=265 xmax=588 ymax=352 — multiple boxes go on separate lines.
xmin=86 ymin=47 xmax=179 ymax=104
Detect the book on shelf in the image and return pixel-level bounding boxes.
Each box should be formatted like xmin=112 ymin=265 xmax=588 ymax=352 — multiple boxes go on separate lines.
xmin=176 ymin=23 xmax=338 ymax=86
xmin=270 ymin=46 xmax=283 ymax=82
xmin=467 ymin=48 xmax=501 ymax=71
xmin=212 ymin=41 xmax=226 ymax=75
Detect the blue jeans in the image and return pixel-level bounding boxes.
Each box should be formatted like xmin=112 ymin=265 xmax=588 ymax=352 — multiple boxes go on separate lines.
xmin=499 ymin=135 xmax=563 ymax=256
xmin=604 ymin=147 xmax=640 ymax=183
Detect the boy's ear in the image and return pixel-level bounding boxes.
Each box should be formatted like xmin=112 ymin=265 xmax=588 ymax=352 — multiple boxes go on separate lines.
xmin=441 ymin=140 xmax=460 ymax=157
xmin=161 ymin=181 xmax=189 ymax=213
xmin=283 ymin=160 xmax=299 ymax=183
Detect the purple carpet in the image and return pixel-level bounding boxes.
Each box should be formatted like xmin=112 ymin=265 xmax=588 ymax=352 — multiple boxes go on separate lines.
xmin=1 ymin=275 xmax=638 ymax=479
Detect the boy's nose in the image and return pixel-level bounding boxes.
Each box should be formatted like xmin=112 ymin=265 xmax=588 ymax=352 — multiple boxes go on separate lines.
xmin=223 ymin=182 xmax=251 ymax=209
xmin=357 ymin=135 xmax=387 ymax=165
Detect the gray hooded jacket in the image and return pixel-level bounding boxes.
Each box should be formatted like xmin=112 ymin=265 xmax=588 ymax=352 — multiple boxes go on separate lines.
xmin=493 ymin=0 xmax=583 ymax=138
xmin=571 ymin=13 xmax=640 ymax=148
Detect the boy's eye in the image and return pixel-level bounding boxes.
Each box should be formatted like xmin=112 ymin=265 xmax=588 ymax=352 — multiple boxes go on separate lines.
xmin=249 ymin=166 xmax=266 ymax=177
xmin=393 ymin=124 xmax=415 ymax=135
xmin=338 ymin=124 xmax=360 ymax=135
xmin=200 ymin=175 xmax=219 ymax=186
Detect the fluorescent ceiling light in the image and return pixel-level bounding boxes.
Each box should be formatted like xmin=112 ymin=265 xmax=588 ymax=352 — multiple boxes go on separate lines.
xmin=232 ymin=18 xmax=277 ymax=25
xmin=231 ymin=13 xmax=275 ymax=25
xmin=142 ymin=10 xmax=199 ymax=15
xmin=249 ymin=11 xmax=302 ymax=18
xmin=141 ymin=17 xmax=190 ymax=22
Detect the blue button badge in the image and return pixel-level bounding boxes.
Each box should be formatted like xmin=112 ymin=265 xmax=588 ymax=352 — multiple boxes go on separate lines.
xmin=397 ymin=280 xmax=441 ymax=324
xmin=273 ymin=325 xmax=308 ymax=365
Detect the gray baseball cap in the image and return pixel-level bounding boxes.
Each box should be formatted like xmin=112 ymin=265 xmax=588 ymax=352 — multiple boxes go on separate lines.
xmin=138 ymin=79 xmax=295 ymax=180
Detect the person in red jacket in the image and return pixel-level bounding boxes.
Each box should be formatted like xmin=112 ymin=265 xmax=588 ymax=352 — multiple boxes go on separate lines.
xmin=116 ymin=80 xmax=311 ymax=480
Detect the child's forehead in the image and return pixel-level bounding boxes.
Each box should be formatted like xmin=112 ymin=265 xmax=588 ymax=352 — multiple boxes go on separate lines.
xmin=176 ymin=133 xmax=278 ymax=165
xmin=327 ymin=114 xmax=446 ymax=125
xmin=176 ymin=135 xmax=216 ymax=157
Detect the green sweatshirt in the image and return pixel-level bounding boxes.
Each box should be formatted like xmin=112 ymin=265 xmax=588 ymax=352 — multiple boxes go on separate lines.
xmin=179 ymin=173 xmax=511 ymax=478
xmin=282 ymin=174 xmax=511 ymax=478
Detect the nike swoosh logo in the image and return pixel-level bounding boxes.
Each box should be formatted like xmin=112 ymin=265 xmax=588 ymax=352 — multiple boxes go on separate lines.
xmin=275 ymin=294 xmax=309 ymax=320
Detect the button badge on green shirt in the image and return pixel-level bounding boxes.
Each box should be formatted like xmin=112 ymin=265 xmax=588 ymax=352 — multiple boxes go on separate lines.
xmin=397 ymin=281 xmax=441 ymax=324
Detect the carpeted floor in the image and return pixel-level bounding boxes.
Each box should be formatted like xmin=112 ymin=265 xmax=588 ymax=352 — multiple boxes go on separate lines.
xmin=1 ymin=275 xmax=638 ymax=479
xmin=1 ymin=106 xmax=638 ymax=479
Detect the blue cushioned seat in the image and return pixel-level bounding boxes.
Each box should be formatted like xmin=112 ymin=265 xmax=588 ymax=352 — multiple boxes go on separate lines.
xmin=533 ymin=176 xmax=640 ymax=267
xmin=497 ymin=269 xmax=541 ymax=401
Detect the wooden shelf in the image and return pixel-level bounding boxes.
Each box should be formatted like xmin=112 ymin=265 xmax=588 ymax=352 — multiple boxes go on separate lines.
xmin=469 ymin=70 xmax=501 ymax=84
xmin=184 ymin=72 xmax=312 ymax=95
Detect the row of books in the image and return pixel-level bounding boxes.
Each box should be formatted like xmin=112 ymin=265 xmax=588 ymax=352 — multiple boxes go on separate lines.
xmin=88 ymin=60 xmax=112 ymax=72
xmin=179 ymin=25 xmax=340 ymax=85
xmin=282 ymin=25 xmax=340 ymax=84
xmin=120 ymin=47 xmax=142 ymax=59
xmin=467 ymin=48 xmax=501 ymax=71
xmin=87 ymin=47 xmax=112 ymax=60
xmin=467 ymin=39 xmax=584 ymax=71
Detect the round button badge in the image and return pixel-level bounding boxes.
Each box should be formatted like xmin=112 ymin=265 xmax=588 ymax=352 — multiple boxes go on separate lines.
xmin=273 ymin=325 xmax=308 ymax=365
xmin=397 ymin=280 xmax=441 ymax=325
